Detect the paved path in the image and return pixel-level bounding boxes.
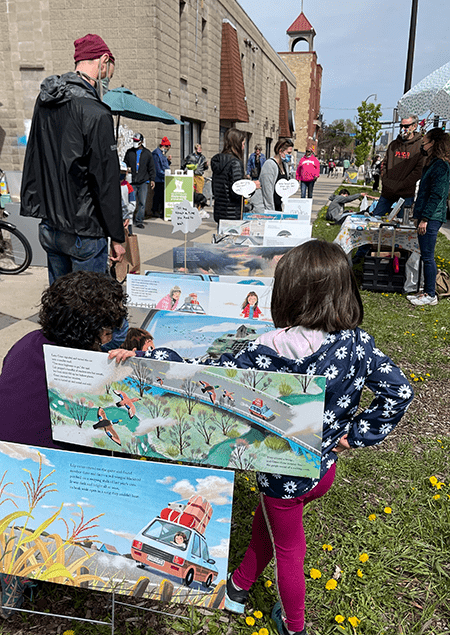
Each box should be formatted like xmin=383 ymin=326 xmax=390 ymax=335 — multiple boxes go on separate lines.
xmin=0 ymin=175 xmax=340 ymax=363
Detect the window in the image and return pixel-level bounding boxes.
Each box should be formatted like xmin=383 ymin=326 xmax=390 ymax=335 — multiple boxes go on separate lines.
xmin=181 ymin=118 xmax=202 ymax=160
xmin=192 ymin=534 xmax=202 ymax=558
xmin=266 ymin=138 xmax=272 ymax=158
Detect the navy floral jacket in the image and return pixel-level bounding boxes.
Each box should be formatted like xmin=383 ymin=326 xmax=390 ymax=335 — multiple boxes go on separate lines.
xmin=136 ymin=327 xmax=413 ymax=498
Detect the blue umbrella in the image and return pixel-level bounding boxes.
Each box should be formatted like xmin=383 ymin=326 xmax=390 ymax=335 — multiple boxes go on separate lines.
xmin=103 ymin=87 xmax=183 ymax=137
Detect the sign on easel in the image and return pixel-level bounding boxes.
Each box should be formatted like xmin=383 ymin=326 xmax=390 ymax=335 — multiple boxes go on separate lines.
xmin=164 ymin=170 xmax=194 ymax=221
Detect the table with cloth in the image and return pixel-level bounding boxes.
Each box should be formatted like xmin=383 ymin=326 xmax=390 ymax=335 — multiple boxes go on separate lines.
xmin=334 ymin=215 xmax=420 ymax=255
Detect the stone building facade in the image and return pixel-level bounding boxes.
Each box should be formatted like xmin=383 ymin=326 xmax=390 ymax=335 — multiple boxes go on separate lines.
xmin=0 ymin=0 xmax=296 ymax=172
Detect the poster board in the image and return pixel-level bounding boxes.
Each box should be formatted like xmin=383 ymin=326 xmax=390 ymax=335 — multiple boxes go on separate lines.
xmin=164 ymin=171 xmax=194 ymax=221
xmin=282 ymin=197 xmax=313 ymax=223
xmin=126 ymin=274 xmax=273 ymax=320
xmin=217 ymin=220 xmax=311 ymax=246
xmin=44 ymin=346 xmax=325 ymax=477
xmin=141 ymin=310 xmax=275 ymax=359
xmin=0 ymin=440 xmax=233 ymax=608
xmin=173 ymin=244 xmax=291 ymax=276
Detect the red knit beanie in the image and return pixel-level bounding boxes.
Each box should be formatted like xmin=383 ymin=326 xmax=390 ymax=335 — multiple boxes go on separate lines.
xmin=160 ymin=136 xmax=171 ymax=146
xmin=74 ymin=34 xmax=115 ymax=63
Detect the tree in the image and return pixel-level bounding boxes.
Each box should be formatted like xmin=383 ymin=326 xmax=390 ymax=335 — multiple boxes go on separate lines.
xmin=181 ymin=379 xmax=199 ymax=415
xmin=130 ymin=360 xmax=152 ymax=397
xmin=241 ymin=369 xmax=271 ymax=392
xmin=193 ymin=409 xmax=217 ymax=445
xmin=320 ymin=119 xmax=357 ymax=159
xmin=355 ymin=101 xmax=382 ymax=166
xmin=143 ymin=394 xmax=170 ymax=439
xmin=168 ymin=404 xmax=191 ymax=455
xmin=65 ymin=397 xmax=94 ymax=428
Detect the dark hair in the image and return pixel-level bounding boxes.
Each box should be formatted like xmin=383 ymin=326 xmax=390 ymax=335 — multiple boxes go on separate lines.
xmin=270 ymin=240 xmax=364 ymax=331
xmin=121 ymin=328 xmax=153 ymax=351
xmin=274 ymin=138 xmax=293 ymax=155
xmin=338 ymin=189 xmax=350 ymax=196
xmin=254 ymin=144 xmax=263 ymax=152
xmin=222 ymin=128 xmax=245 ymax=160
xmin=425 ymin=127 xmax=450 ymax=164
xmin=194 ymin=192 xmax=207 ymax=209
xmin=242 ymin=291 xmax=259 ymax=310
xmin=39 ymin=271 xmax=127 ymax=350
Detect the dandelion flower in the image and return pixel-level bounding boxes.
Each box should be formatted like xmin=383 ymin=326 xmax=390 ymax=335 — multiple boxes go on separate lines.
xmin=259 ymin=629 xmax=269 ymax=635
xmin=253 ymin=610 xmax=263 ymax=619
xmin=335 ymin=615 xmax=345 ymax=624
xmin=264 ymin=580 xmax=272 ymax=588
xmin=246 ymin=616 xmax=255 ymax=626
xmin=359 ymin=553 xmax=369 ymax=563
xmin=357 ymin=569 xmax=363 ymax=578
xmin=322 ymin=543 xmax=333 ymax=551
xmin=384 ymin=507 xmax=392 ymax=514
xmin=250 ymin=487 xmax=256 ymax=492
xmin=436 ymin=482 xmax=445 ymax=489
xmin=348 ymin=616 xmax=361 ymax=628
xmin=325 ymin=579 xmax=337 ymax=590
xmin=433 ymin=494 xmax=441 ymax=500
xmin=368 ymin=514 xmax=376 ymax=521
xmin=310 ymin=568 xmax=322 ymax=579
xmin=63 ymin=632 xmax=75 ymax=635
xmin=429 ymin=476 xmax=438 ymax=486
xmin=251 ymin=511 xmax=255 ymax=516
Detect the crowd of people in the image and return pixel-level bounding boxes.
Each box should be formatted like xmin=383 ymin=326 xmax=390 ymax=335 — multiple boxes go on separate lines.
xmin=0 ymin=28 xmax=449 ymax=634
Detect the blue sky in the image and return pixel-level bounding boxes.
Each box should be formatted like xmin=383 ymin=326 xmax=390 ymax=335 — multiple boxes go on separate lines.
xmin=238 ymin=0 xmax=450 ymax=126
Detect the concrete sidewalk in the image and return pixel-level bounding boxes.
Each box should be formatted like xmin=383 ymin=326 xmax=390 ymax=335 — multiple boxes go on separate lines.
xmin=0 ymin=175 xmax=341 ymax=363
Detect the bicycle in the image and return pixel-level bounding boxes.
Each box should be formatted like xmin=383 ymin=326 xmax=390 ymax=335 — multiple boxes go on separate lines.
xmin=0 ymin=211 xmax=33 ymax=274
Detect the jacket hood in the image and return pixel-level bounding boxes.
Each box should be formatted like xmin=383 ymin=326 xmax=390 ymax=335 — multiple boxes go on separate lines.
xmin=38 ymin=72 xmax=100 ymax=107
xmin=211 ymin=152 xmax=241 ymax=174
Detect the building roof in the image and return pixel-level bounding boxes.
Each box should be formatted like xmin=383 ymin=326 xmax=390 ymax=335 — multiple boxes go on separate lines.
xmin=220 ymin=21 xmax=249 ymax=122
xmin=287 ymin=12 xmax=314 ymax=34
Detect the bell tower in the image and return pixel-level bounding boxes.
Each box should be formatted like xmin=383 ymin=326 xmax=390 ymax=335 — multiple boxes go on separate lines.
xmin=287 ymin=9 xmax=316 ymax=52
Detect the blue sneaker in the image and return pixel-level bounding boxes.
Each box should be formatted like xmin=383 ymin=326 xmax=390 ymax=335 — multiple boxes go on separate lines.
xmin=224 ymin=573 xmax=249 ymax=614
xmin=271 ymin=601 xmax=307 ymax=635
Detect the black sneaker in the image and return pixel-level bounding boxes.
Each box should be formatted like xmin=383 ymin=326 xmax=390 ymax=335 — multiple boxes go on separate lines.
xmin=224 ymin=573 xmax=249 ymax=614
xmin=135 ymin=223 xmax=145 ymax=229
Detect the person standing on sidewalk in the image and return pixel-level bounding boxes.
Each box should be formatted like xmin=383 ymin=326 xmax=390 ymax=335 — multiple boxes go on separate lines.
xmin=408 ymin=128 xmax=450 ymax=306
xmin=152 ymin=137 xmax=172 ymax=218
xmin=20 ymin=33 xmax=125 ymax=283
xmin=296 ymin=149 xmax=320 ymax=198
xmin=124 ymin=133 xmax=156 ymax=228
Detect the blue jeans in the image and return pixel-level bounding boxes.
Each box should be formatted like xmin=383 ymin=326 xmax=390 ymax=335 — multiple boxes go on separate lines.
xmin=301 ymin=181 xmax=315 ymax=198
xmin=39 ymin=222 xmax=108 ymax=284
xmin=133 ymin=182 xmax=149 ymax=223
xmin=418 ymin=219 xmax=442 ymax=297
xmin=372 ymin=195 xmax=414 ymax=220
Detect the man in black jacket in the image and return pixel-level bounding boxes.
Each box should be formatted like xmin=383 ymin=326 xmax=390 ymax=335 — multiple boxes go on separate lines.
xmin=124 ymin=133 xmax=155 ymax=228
xmin=20 ymin=33 xmax=125 ymax=283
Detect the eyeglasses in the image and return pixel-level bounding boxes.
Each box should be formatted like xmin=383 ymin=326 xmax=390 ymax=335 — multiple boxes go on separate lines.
xmin=400 ymin=123 xmax=413 ymax=129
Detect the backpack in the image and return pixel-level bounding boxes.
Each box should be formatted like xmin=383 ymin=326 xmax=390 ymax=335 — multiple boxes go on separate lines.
xmin=435 ymin=269 xmax=450 ymax=297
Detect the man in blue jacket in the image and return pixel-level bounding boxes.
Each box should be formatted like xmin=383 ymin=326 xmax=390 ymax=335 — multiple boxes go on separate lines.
xmin=124 ymin=133 xmax=156 ymax=228
xmin=20 ymin=34 xmax=125 ymax=283
xmin=152 ymin=137 xmax=172 ymax=219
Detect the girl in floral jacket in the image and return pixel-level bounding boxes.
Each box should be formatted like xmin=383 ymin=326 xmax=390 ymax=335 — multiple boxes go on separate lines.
xmin=110 ymin=240 xmax=413 ymax=635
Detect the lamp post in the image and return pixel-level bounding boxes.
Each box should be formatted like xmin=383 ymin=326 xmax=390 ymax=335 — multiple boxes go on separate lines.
xmin=404 ymin=0 xmax=419 ymax=94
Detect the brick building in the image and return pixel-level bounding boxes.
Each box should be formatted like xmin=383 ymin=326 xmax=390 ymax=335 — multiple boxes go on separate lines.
xmin=0 ymin=0 xmax=297 ymax=172
xmin=278 ymin=11 xmax=322 ymax=154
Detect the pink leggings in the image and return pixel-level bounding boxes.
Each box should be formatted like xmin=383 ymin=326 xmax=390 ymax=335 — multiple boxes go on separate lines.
xmin=233 ymin=464 xmax=336 ymax=632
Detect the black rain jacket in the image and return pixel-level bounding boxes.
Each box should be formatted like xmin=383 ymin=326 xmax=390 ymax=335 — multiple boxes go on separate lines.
xmin=124 ymin=146 xmax=156 ymax=185
xmin=211 ymin=152 xmax=245 ymax=223
xmin=20 ymin=72 xmax=124 ymax=243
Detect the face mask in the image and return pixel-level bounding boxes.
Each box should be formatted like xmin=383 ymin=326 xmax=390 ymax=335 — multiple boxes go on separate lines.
xmin=282 ymin=155 xmax=292 ymax=163
xmin=400 ymin=127 xmax=410 ymax=140
xmin=101 ymin=76 xmax=110 ymax=96
xmin=133 ymin=141 xmax=141 ymax=149
xmin=420 ymin=145 xmax=428 ymax=156
xmin=163 ymin=147 xmax=170 ymax=154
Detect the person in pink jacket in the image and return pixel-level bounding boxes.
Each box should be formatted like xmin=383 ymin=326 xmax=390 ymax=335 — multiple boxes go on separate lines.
xmin=296 ymin=149 xmax=320 ymax=199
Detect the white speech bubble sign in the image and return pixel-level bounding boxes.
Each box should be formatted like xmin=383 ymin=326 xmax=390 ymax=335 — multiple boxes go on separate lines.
xmin=171 ymin=200 xmax=202 ymax=235
xmin=275 ymin=179 xmax=299 ymax=199
xmin=232 ymin=179 xmax=257 ymax=197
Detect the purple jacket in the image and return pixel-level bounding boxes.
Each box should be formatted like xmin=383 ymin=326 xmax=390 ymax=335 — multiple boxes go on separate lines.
xmin=0 ymin=330 xmax=63 ymax=449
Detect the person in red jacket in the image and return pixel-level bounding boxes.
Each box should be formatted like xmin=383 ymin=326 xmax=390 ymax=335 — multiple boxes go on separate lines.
xmin=296 ymin=149 xmax=320 ymax=199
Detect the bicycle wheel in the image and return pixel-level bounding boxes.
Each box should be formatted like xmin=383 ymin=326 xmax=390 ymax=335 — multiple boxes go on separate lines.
xmin=0 ymin=223 xmax=32 ymax=274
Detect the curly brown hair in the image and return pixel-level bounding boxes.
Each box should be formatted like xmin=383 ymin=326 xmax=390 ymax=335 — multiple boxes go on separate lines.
xmin=424 ymin=127 xmax=450 ymax=164
xmin=39 ymin=271 xmax=128 ymax=350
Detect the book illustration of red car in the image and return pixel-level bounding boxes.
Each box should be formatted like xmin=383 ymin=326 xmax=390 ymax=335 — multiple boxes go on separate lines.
xmin=131 ymin=495 xmax=218 ymax=588
xmin=249 ymin=398 xmax=275 ymax=422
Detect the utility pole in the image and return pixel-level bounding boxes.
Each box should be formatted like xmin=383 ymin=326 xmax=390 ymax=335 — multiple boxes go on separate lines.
xmin=404 ymin=0 xmax=419 ymax=94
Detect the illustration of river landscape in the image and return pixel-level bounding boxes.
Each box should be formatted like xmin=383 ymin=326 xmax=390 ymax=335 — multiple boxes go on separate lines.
xmin=142 ymin=311 xmax=274 ymax=359
xmin=44 ymin=346 xmax=325 ymax=478
xmin=0 ymin=441 xmax=234 ymax=607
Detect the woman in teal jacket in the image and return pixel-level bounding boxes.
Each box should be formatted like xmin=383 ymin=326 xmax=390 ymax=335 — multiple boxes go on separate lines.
xmin=409 ymin=128 xmax=450 ymax=306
